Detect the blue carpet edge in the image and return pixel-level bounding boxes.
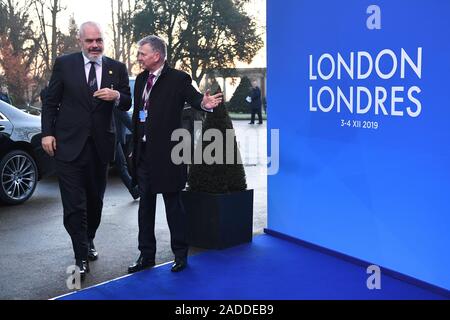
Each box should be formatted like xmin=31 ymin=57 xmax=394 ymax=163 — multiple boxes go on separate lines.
xmin=264 ymin=228 xmax=450 ymax=299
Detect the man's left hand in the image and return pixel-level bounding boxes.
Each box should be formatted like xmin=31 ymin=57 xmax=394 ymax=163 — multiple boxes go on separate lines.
xmin=93 ymin=88 xmax=119 ymax=101
xmin=202 ymin=90 xmax=223 ymax=109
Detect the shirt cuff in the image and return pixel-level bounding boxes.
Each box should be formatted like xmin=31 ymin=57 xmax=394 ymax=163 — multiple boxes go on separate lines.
xmin=114 ymin=91 xmax=121 ymax=107
xmin=200 ymin=101 xmax=213 ymax=113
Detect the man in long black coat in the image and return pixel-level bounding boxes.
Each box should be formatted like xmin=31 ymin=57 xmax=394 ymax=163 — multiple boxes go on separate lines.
xmin=41 ymin=21 xmax=131 ymax=280
xmin=127 ymin=35 xmax=222 ymax=273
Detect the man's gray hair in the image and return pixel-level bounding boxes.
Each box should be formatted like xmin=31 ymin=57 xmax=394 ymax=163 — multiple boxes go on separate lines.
xmin=78 ymin=21 xmax=103 ymax=39
xmin=138 ymin=35 xmax=167 ymax=61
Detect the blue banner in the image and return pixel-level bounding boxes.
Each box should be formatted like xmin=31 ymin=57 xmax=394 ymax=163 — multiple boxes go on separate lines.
xmin=268 ymin=0 xmax=450 ymax=290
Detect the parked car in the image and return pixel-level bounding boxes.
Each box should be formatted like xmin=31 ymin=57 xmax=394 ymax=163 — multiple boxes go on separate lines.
xmin=0 ymin=100 xmax=54 ymax=205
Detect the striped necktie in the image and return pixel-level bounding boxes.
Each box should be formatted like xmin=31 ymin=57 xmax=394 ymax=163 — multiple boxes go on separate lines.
xmin=88 ymin=61 xmax=98 ymax=94
xmin=143 ymin=74 xmax=155 ymax=110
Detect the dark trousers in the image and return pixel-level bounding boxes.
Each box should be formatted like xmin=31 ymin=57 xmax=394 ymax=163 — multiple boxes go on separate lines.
xmin=137 ymin=154 xmax=188 ymax=261
xmin=115 ymin=142 xmax=133 ymax=191
xmin=250 ymin=108 xmax=263 ymax=124
xmin=56 ymin=138 xmax=108 ymax=260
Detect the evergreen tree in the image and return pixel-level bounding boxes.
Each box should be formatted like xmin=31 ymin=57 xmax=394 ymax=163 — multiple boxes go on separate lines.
xmin=187 ymin=85 xmax=247 ymax=193
xmin=227 ymin=76 xmax=252 ymax=113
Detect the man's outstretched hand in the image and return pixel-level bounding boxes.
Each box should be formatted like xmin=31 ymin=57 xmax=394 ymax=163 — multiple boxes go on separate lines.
xmin=202 ymin=90 xmax=223 ymax=110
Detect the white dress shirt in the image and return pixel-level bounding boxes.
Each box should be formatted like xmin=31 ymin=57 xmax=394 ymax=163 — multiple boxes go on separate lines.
xmin=82 ymin=53 xmax=102 ymax=86
xmin=141 ymin=63 xmax=165 ymax=105
xmin=82 ymin=53 xmax=120 ymax=104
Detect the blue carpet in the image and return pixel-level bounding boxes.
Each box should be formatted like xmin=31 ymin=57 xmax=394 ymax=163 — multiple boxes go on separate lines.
xmin=58 ymin=234 xmax=448 ymax=300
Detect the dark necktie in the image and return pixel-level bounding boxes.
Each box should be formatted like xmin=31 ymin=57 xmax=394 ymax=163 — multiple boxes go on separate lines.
xmin=143 ymin=74 xmax=156 ymax=110
xmin=88 ymin=61 xmax=98 ymax=94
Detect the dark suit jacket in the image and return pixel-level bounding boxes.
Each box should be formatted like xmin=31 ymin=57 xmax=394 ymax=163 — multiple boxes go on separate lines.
xmin=130 ymin=62 xmax=204 ymax=193
xmin=42 ymin=52 xmax=131 ymax=163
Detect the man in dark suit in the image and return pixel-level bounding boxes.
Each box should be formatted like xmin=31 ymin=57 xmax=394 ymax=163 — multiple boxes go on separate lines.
xmin=127 ymin=35 xmax=222 ymax=273
xmin=249 ymin=80 xmax=263 ymax=124
xmin=113 ymin=107 xmax=139 ymax=199
xmin=41 ymin=21 xmax=131 ymax=280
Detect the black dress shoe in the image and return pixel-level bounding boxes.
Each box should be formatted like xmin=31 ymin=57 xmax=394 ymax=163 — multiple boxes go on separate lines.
xmin=75 ymin=259 xmax=90 ymax=281
xmin=171 ymin=259 xmax=187 ymax=272
xmin=128 ymin=255 xmax=155 ymax=273
xmin=88 ymin=239 xmax=98 ymax=261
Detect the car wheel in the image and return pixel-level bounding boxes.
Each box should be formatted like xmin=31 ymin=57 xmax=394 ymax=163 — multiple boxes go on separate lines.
xmin=0 ymin=150 xmax=38 ymax=205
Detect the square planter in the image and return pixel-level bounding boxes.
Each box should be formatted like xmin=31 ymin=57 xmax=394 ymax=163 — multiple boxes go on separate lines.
xmin=181 ymin=189 xmax=254 ymax=249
